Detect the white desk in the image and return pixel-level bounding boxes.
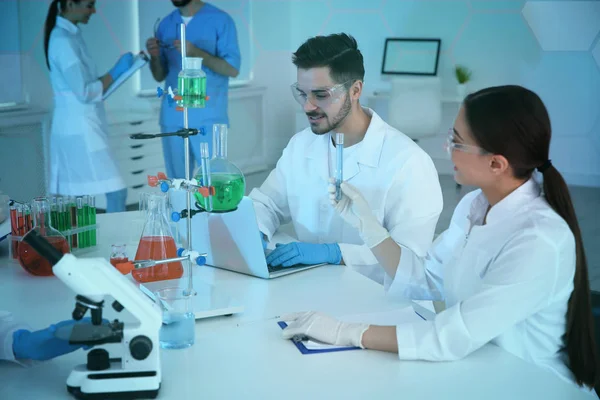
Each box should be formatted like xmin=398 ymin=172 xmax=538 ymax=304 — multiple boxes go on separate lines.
xmin=0 ymin=212 xmax=594 ymax=399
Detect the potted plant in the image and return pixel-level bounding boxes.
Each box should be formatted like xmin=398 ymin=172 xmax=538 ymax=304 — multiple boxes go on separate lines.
xmin=454 ymin=65 xmax=472 ymax=99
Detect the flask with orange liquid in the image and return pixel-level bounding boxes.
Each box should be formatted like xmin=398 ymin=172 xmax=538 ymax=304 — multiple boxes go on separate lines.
xmin=132 ymin=193 xmax=183 ymax=283
xmin=18 ymin=197 xmax=70 ymax=276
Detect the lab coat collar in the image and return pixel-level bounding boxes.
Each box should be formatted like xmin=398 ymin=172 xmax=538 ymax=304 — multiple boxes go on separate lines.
xmin=56 ymin=16 xmax=79 ymax=35
xmin=357 ymin=108 xmax=386 ymax=168
xmin=469 ymin=178 xmax=542 ymax=226
xmin=304 ymin=108 xmax=386 ymax=182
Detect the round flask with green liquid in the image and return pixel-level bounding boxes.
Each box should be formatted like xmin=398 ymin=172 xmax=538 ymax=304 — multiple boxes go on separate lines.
xmin=193 ymin=124 xmax=246 ymax=212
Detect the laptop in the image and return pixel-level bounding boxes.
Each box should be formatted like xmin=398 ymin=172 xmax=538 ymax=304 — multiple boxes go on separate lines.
xmin=171 ymin=194 xmax=326 ymax=279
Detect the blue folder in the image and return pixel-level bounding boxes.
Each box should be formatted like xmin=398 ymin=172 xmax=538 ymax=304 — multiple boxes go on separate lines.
xmin=278 ymin=310 xmax=427 ymax=355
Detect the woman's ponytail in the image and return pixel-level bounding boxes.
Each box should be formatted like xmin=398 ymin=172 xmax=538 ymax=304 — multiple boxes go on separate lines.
xmin=44 ymin=0 xmax=61 ymax=70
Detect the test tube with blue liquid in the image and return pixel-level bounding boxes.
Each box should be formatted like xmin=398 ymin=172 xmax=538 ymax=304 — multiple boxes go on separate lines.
xmin=335 ymin=133 xmax=344 ymax=201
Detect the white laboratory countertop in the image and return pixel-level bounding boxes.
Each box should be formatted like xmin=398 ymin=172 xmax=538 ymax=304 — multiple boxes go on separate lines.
xmin=0 ymin=212 xmax=595 ymax=399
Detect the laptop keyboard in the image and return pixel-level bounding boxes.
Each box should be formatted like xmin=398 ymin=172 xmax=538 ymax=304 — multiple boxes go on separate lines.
xmin=267 ymin=264 xmax=287 ymax=273
xmin=267 ymin=263 xmax=306 ymax=273
xmin=265 ymin=249 xmax=306 ymax=273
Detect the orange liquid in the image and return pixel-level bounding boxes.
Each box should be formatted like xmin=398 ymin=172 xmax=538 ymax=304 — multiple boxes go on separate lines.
xmin=110 ymin=257 xmax=129 ymax=268
xmin=132 ymin=236 xmax=183 ymax=283
xmin=18 ymin=236 xmax=70 ymax=277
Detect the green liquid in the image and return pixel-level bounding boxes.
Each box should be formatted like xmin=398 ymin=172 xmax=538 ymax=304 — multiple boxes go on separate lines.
xmin=62 ymin=210 xmax=72 ymax=249
xmin=90 ymin=207 xmax=97 ymax=246
xmin=177 ymin=75 xmax=207 ymax=108
xmin=83 ymin=205 xmax=91 ymax=248
xmin=50 ymin=210 xmax=58 ymax=229
xmin=77 ymin=208 xmax=86 ymax=248
xmin=70 ymin=204 xmax=77 ymax=248
xmin=193 ymin=173 xmax=245 ymax=212
xmin=58 ymin=211 xmax=65 ymax=231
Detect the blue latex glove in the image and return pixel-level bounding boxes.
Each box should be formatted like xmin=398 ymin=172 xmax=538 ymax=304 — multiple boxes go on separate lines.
xmin=109 ymin=52 xmax=134 ymax=81
xmin=12 ymin=318 xmax=92 ymax=361
xmin=266 ymin=242 xmax=341 ymax=267
xmin=260 ymin=232 xmax=267 ymax=251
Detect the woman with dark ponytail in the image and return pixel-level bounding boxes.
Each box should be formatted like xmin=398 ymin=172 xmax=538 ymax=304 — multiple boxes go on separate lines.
xmin=281 ymin=85 xmax=599 ymax=392
xmin=45 ymin=0 xmax=134 ymax=212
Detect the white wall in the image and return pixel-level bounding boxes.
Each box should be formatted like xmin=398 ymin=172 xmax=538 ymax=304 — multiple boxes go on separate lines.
xmin=289 ymin=0 xmax=600 ymax=187
xmin=8 ymin=0 xmax=600 ymax=187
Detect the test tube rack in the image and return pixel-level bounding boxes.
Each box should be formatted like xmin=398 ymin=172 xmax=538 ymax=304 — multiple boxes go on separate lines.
xmin=8 ymin=223 xmax=100 ymax=260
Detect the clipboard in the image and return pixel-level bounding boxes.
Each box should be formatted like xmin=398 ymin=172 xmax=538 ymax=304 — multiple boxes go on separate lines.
xmin=278 ymin=306 xmax=428 ymax=355
xmin=102 ymin=52 xmax=149 ymax=100
xmin=278 ymin=321 xmax=361 ymax=354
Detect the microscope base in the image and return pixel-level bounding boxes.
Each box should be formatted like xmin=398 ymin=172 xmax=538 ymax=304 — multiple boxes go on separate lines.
xmin=67 ymin=385 xmax=160 ymax=400
xmin=66 ymin=361 xmax=161 ymax=399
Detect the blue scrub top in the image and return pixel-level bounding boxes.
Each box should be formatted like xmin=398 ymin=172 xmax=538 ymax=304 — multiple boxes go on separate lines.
xmin=156 ymin=3 xmax=241 ymax=129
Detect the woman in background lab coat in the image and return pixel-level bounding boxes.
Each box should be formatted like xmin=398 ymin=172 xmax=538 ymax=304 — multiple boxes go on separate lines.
xmin=281 ymin=85 xmax=599 ymax=393
xmin=44 ymin=0 xmax=133 ymax=212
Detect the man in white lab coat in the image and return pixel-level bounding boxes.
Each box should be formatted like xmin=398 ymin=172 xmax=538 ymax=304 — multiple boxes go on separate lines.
xmin=250 ymin=33 xmax=443 ymax=284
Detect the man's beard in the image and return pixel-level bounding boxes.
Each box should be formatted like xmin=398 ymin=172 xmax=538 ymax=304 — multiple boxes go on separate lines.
xmin=171 ymin=0 xmax=193 ymax=8
xmin=308 ymin=95 xmax=352 ymax=135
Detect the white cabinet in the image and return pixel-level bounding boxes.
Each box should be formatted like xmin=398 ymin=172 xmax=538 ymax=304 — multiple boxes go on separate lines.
xmin=0 ymin=108 xmax=49 ymax=202
xmin=0 ymin=85 xmax=270 ymax=209
xmin=0 ymin=108 xmax=165 ymax=209
xmin=95 ymin=111 xmax=165 ymax=210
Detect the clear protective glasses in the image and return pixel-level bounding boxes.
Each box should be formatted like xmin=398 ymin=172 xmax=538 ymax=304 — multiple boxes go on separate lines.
xmin=290 ymin=80 xmax=352 ymax=108
xmin=445 ymin=129 xmax=490 ymax=156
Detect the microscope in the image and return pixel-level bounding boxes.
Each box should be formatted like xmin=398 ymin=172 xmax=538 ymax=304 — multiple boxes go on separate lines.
xmin=23 ymin=230 xmax=162 ymax=399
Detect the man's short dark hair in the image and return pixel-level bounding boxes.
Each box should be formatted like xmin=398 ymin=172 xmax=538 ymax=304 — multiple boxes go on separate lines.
xmin=292 ymin=33 xmax=365 ymax=87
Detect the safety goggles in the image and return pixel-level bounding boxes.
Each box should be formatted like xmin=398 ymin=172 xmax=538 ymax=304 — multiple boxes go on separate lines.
xmin=154 ymin=18 xmax=175 ymax=49
xmin=290 ymin=80 xmax=352 ymax=108
xmin=444 ymin=129 xmax=490 ymax=156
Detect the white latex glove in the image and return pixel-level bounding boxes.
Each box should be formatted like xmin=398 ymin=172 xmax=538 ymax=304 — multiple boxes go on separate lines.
xmin=328 ymin=178 xmax=390 ymax=248
xmin=281 ymin=311 xmax=369 ymax=348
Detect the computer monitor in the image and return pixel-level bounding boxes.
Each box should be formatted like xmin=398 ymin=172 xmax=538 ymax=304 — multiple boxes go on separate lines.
xmin=381 ymin=38 xmax=441 ymax=76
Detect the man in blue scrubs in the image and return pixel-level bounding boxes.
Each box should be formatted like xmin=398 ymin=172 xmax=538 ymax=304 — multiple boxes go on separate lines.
xmin=146 ymin=0 xmax=241 ymax=178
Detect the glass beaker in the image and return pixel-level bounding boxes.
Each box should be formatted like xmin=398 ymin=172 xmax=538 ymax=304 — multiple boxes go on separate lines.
xmin=18 ymin=197 xmax=70 ymax=276
xmin=177 ymin=57 xmax=207 ymax=108
xmin=110 ymin=244 xmax=129 ymax=269
xmin=132 ymin=193 xmax=183 ymax=283
xmin=193 ymin=124 xmax=246 ymax=212
xmin=156 ymin=287 xmax=195 ymax=349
